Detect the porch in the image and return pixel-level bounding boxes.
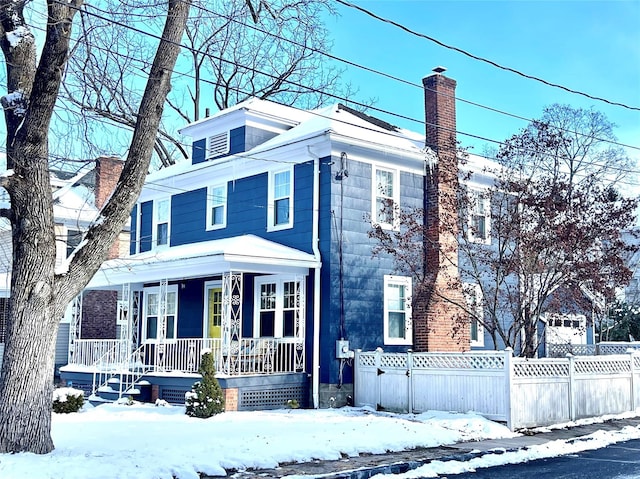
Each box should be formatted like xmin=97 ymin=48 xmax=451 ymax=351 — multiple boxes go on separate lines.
xmin=61 ymin=337 xmax=308 ymax=409
xmin=67 ymin=337 xmax=305 ymax=376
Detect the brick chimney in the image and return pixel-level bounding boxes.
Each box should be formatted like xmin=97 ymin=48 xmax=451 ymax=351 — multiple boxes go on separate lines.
xmin=413 ymin=69 xmax=469 ymax=352
xmin=95 ymin=156 xmax=124 ymax=259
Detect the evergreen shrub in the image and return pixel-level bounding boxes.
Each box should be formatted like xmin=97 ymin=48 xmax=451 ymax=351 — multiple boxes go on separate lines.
xmin=185 ymin=351 xmax=225 ymax=418
xmin=52 ymin=387 xmax=85 ymax=413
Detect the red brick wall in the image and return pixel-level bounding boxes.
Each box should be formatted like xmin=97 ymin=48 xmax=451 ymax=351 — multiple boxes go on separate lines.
xmin=95 ymin=156 xmax=124 ymax=260
xmin=414 ymin=73 xmax=469 ymax=352
xmin=81 ymin=290 xmax=117 ymax=339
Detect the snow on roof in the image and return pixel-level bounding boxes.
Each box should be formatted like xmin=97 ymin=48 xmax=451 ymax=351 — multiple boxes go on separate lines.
xmin=250 ymin=103 xmax=427 ymax=156
xmin=87 ymin=234 xmax=320 ymax=288
xmin=178 ymin=97 xmax=310 ymax=137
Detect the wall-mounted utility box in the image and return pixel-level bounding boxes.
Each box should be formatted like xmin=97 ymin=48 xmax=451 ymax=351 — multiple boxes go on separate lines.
xmin=336 ymin=340 xmax=351 ymax=359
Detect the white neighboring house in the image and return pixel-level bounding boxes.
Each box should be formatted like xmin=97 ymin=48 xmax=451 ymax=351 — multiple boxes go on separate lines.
xmin=0 ymin=157 xmax=128 ymax=373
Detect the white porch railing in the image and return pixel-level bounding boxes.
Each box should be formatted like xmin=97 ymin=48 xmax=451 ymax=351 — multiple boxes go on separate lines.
xmin=69 ymin=337 xmax=305 ymax=376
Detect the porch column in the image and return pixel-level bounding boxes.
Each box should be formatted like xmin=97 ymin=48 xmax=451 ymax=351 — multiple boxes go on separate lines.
xmin=119 ymin=284 xmax=133 ymax=360
xmin=67 ymin=293 xmax=82 ymax=364
xmin=156 ymin=278 xmax=168 ymax=371
xmin=131 ymin=289 xmax=141 ymax=349
xmin=293 ymin=275 xmax=306 ymax=371
xmin=222 ymin=271 xmax=243 ymax=374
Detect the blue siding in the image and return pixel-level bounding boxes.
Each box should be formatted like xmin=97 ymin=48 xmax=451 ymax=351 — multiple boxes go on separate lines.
xmin=318 ymin=159 xmax=426 ymax=385
xmin=139 ymin=201 xmax=153 ymax=253
xmin=192 ymin=138 xmax=206 ymax=165
xmin=130 ymin=204 xmax=138 ymax=256
xmin=229 ymin=126 xmax=245 ymax=155
xmin=169 ymin=163 xmax=313 ymax=253
xmin=170 ymin=189 xmax=207 ymax=246
xmin=177 ymin=279 xmax=205 ymax=338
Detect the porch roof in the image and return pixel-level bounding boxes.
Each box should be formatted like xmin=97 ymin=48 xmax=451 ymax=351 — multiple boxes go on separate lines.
xmin=87 ymin=235 xmax=320 ymax=289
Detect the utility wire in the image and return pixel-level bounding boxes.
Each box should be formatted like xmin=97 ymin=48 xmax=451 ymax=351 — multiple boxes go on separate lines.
xmin=335 ymin=0 xmax=640 ymax=112
xmin=11 ymin=1 xmax=640 ymax=179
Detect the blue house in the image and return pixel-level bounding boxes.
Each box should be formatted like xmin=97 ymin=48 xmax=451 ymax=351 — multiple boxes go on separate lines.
xmin=61 ymin=71 xmax=472 ymax=409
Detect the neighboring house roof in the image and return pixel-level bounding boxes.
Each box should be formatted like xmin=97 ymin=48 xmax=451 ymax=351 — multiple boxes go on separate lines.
xmin=87 ymin=235 xmax=321 ymax=289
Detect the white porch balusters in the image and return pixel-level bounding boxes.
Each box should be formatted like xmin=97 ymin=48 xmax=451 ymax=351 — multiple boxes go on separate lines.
xmin=67 ymin=293 xmax=83 ymax=364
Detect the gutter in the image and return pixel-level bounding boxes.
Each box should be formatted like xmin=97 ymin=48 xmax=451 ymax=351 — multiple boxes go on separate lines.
xmin=308 ymin=146 xmax=323 ymax=409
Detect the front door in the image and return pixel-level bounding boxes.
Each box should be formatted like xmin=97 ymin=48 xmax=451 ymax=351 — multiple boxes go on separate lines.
xmin=205 ymin=285 xmax=222 ymax=340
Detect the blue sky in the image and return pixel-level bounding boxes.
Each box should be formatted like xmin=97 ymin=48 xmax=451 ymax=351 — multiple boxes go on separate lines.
xmin=323 ymin=0 xmax=640 ymax=188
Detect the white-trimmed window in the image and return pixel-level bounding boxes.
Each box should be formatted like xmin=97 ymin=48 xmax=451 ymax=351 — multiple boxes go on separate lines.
xmin=253 ymin=275 xmax=303 ymax=338
xmin=207 ymin=132 xmax=230 ymax=159
xmin=468 ymin=190 xmax=490 ymax=244
xmin=373 ymin=166 xmax=399 ymax=229
xmin=383 ymin=275 xmax=412 ymax=345
xmin=143 ymin=285 xmax=178 ymax=341
xmin=464 ymin=282 xmax=485 ymax=347
xmin=153 ymin=198 xmax=171 ymax=248
xmin=206 ymin=183 xmax=227 ymax=230
xmin=268 ymin=168 xmax=293 ymax=230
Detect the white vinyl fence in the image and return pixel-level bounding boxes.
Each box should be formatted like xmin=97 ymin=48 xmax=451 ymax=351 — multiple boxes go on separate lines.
xmin=354 ymin=349 xmax=640 ymax=431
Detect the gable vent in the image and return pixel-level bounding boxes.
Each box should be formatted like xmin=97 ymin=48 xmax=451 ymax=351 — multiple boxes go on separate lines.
xmin=207 ymin=132 xmax=229 ymax=158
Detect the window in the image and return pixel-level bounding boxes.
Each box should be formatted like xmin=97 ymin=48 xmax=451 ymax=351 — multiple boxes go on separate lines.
xmin=468 ymin=191 xmax=490 ymax=243
xmin=254 ymin=276 xmax=303 ymax=338
xmin=268 ymin=168 xmax=293 ymax=230
xmin=66 ymin=229 xmax=82 ymax=258
xmin=383 ymin=275 xmax=412 ymax=345
xmin=143 ymin=285 xmax=178 ymax=341
xmin=207 ymin=132 xmax=229 ymax=159
xmin=373 ymin=166 xmax=399 ymax=229
xmin=206 ymin=184 xmax=227 ymax=230
xmin=464 ymin=283 xmax=484 ymax=347
xmin=153 ymin=198 xmax=170 ymax=248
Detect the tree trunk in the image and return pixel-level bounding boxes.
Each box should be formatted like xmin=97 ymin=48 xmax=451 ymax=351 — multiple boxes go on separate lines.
xmin=0 ymin=0 xmax=191 ymax=454
xmin=0 ymin=305 xmax=60 ymax=453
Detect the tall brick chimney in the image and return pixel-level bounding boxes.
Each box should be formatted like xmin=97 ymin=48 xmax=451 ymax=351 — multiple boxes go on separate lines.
xmin=413 ymin=69 xmax=469 ymax=352
xmin=95 ymin=156 xmax=124 ymax=260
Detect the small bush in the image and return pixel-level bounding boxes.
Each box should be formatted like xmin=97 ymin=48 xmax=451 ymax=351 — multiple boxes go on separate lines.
xmin=185 ymin=352 xmax=225 ymax=418
xmin=52 ymin=387 xmax=85 ymax=414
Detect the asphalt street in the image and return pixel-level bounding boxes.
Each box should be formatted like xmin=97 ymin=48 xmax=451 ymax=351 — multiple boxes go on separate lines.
xmin=443 ymin=438 xmax=640 ymax=479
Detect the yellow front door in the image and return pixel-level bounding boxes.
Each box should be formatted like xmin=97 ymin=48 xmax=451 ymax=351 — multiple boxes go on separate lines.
xmin=207 ymin=287 xmax=222 ymax=339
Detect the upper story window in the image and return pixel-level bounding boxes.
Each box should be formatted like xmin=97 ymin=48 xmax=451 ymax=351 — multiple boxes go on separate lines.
xmin=373 ymin=166 xmax=399 ymax=230
xmin=464 ymin=282 xmax=485 ymax=347
xmin=206 ymin=183 xmax=227 ymax=230
xmin=66 ymin=229 xmax=83 ymax=258
xmin=468 ymin=190 xmax=491 ymax=244
xmin=153 ymin=198 xmax=171 ymax=248
xmin=268 ymin=168 xmax=293 ymax=231
xmin=383 ymin=275 xmax=412 ymax=345
xmin=207 ymin=132 xmax=229 ymax=159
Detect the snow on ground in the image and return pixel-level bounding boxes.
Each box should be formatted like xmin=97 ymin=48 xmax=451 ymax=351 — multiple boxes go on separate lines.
xmin=1 ymin=404 xmax=639 ymax=479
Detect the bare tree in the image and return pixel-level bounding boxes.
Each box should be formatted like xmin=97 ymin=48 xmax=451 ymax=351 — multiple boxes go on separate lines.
xmin=59 ymin=0 xmax=343 ymax=167
xmin=0 ymin=0 xmax=191 ymax=454
xmin=369 ymin=113 xmax=638 ymax=357
xmin=507 ymin=104 xmax=634 ymax=191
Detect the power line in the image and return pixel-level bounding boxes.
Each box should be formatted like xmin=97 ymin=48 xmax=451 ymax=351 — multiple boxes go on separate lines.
xmin=335 ymin=0 xmax=640 ymax=112
xmin=9 ymin=1 xmax=640 ymax=180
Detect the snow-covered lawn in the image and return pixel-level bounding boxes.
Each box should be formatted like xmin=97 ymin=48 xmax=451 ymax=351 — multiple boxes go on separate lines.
xmin=1 ymin=403 xmax=640 ymax=479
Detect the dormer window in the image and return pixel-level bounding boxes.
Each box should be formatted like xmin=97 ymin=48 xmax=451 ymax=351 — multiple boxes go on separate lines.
xmin=207 ymin=132 xmax=229 ymax=159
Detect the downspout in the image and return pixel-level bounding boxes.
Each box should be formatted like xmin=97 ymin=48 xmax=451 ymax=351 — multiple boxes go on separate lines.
xmin=308 ymin=146 xmax=322 ymax=409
